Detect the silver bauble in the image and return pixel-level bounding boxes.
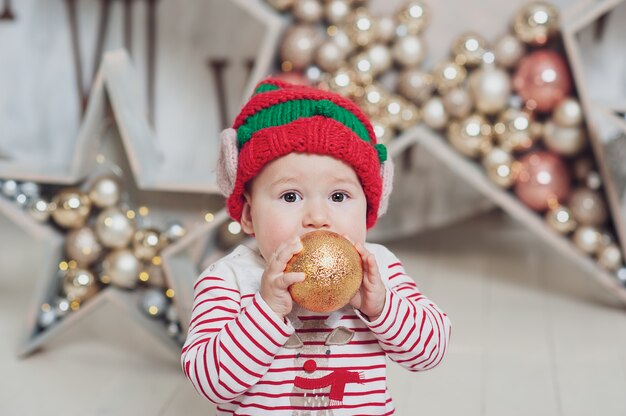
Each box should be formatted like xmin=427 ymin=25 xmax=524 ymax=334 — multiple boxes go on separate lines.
xmin=28 ymin=198 xmax=50 ymax=222
xmin=1 ymin=179 xmax=18 ymax=198
xmin=20 ymin=181 xmax=40 ymax=198
xmin=140 ymin=288 xmax=168 ymax=318
xmin=164 ymin=222 xmax=186 ymax=242
xmin=95 ymin=207 xmax=136 ymax=249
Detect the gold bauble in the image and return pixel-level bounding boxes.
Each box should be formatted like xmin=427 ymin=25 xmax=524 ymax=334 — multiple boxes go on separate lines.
xmin=280 ymin=25 xmax=321 ymax=71
xmin=545 ymin=205 xmax=577 ymax=234
xmin=494 ymin=34 xmax=525 ymax=68
xmin=133 ymin=228 xmax=167 ymax=261
xmin=319 ymin=67 xmax=360 ymax=98
xmin=572 ymin=225 xmax=602 ymax=255
xmin=432 ymin=61 xmax=467 ymax=94
xmin=397 ymin=101 xmax=421 ymax=131
xmin=543 ymin=120 xmax=586 ymax=157
xmin=371 ymin=116 xmax=395 ymax=145
xmin=452 ymin=32 xmax=487 ymax=66
xmin=102 ymin=249 xmax=142 ymax=289
xmin=468 ymin=66 xmax=511 ymax=115
xmin=50 ymin=189 xmax=92 ymax=229
xmin=65 ymin=226 xmax=103 ymax=266
xmin=62 ymin=268 xmax=98 ymax=302
xmin=494 ymin=108 xmax=535 ymax=153
xmin=324 ymin=0 xmax=350 ymax=25
xmin=513 ymin=1 xmax=559 ymax=46
xmin=315 ymin=40 xmax=345 ymax=73
xmin=553 ymin=97 xmax=582 ymax=127
xmin=358 ymin=83 xmax=388 ymax=118
xmin=482 ymin=147 xmax=516 ymax=188
xmin=597 ymin=243 xmax=623 ymax=272
xmin=346 ymin=7 xmax=378 ymax=47
xmin=385 ymin=95 xmax=420 ymax=131
xmin=286 ymin=230 xmax=362 ymax=313
xmin=28 ymin=198 xmax=51 ymax=222
xmin=392 ymin=34 xmax=426 ymax=68
xmin=292 ymin=0 xmax=323 ymax=23
xmin=421 ymin=96 xmax=448 ymax=130
xmin=395 ymin=0 xmax=430 ymax=35
xmin=350 ymin=51 xmax=376 ymax=84
xmin=448 ymin=114 xmax=492 ymax=158
xmin=88 ymin=175 xmax=121 ymax=208
xmin=95 ymin=207 xmax=136 ymax=249
xmin=442 ymin=88 xmax=473 ymax=119
xmin=568 ymin=187 xmax=608 ymax=226
xmin=396 ymin=68 xmax=433 ymax=104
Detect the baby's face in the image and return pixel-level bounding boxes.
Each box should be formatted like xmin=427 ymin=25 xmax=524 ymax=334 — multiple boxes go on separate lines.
xmin=240 ymin=153 xmax=368 ymax=262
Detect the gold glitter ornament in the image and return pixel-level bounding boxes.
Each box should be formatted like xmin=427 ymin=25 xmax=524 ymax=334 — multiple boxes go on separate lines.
xmin=482 ymin=147 xmax=516 ymax=188
xmin=395 ymin=0 xmax=430 ymax=35
xmin=132 ymin=228 xmax=167 ymax=261
xmin=286 ymin=230 xmax=362 ymax=313
xmin=452 ymin=32 xmax=488 ymax=67
xmin=513 ymin=1 xmax=559 ymax=46
xmin=62 ymin=268 xmax=98 ymax=302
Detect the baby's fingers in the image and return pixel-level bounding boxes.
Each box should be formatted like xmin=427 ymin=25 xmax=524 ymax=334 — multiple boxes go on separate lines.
xmin=268 ymin=238 xmax=303 ymax=275
xmin=276 ymin=272 xmax=306 ymax=290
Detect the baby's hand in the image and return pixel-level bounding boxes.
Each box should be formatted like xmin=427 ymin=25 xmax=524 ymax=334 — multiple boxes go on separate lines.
xmin=349 ymin=243 xmax=386 ymax=321
xmin=259 ymin=237 xmax=305 ymax=320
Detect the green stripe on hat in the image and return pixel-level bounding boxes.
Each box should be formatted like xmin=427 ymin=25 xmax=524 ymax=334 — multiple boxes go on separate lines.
xmin=253 ymin=83 xmax=280 ymax=95
xmin=236 ymin=99 xmax=372 ymax=148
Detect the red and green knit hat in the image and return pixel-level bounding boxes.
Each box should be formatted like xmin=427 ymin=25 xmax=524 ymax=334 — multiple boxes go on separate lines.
xmin=216 ymin=78 xmax=394 ymax=229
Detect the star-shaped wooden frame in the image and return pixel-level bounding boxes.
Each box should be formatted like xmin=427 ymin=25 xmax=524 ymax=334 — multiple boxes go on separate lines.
xmin=562 ymin=0 xmax=626 ymax=260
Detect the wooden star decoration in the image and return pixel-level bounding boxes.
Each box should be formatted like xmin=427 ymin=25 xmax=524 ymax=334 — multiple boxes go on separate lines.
xmin=562 ymin=0 xmax=626 ymax=260
xmin=406 ymin=0 xmax=626 ymax=303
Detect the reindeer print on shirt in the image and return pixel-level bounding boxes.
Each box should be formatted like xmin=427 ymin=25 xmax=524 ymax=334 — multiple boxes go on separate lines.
xmin=284 ymin=317 xmax=362 ymax=415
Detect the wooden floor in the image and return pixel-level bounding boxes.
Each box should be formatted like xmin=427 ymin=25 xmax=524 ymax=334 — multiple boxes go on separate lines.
xmin=2 ymin=211 xmax=626 ymax=415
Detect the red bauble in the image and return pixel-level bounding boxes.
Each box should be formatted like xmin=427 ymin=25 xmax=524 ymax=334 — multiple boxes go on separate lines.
xmin=514 ymin=151 xmax=571 ymax=211
xmin=513 ymin=50 xmax=572 ymax=112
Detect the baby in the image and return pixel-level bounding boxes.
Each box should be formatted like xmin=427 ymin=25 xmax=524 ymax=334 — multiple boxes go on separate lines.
xmin=181 ymin=78 xmax=451 ymax=415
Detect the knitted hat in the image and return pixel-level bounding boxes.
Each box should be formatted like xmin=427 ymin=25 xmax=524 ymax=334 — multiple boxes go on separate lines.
xmin=216 ymin=78 xmax=394 ymax=229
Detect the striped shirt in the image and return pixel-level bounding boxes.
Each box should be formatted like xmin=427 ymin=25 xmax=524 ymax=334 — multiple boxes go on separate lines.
xmin=182 ymin=243 xmax=451 ymax=415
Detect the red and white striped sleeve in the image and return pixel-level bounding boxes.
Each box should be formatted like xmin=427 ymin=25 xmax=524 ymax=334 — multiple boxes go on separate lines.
xmin=181 ymin=262 xmax=294 ymax=404
xmin=357 ymin=244 xmax=452 ymax=372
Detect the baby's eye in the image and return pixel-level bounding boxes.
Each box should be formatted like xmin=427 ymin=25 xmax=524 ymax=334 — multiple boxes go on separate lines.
xmin=330 ymin=192 xmax=348 ymax=202
xmin=281 ymin=192 xmax=301 ymax=203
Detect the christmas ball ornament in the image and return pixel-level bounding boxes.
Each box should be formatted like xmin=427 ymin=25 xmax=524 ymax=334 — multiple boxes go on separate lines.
xmin=28 ymin=198 xmax=50 ymax=222
xmin=328 ymin=26 xmax=354 ymax=56
xmin=371 ymin=116 xmax=394 ymax=144
xmin=392 ymin=34 xmax=426 ymax=68
xmin=102 ymin=249 xmax=142 ymax=289
xmin=468 ymin=66 xmax=511 ymax=115
xmin=553 ymin=98 xmax=582 ymax=127
xmin=50 ymin=189 xmax=92 ymax=229
xmin=95 ymin=207 xmax=136 ymax=249
xmin=422 ymin=96 xmax=449 ymax=130
xmin=346 ymin=8 xmax=378 ymax=47
xmin=286 ymin=230 xmax=362 ymax=313
xmin=62 ymin=268 xmax=98 ymax=302
xmin=443 ymin=88 xmax=473 ymax=119
xmin=482 ymin=147 xmax=516 ymax=188
xmin=396 ymin=100 xmax=421 ymax=131
xmin=395 ymin=0 xmax=430 ymax=35
xmin=568 ymin=187 xmax=608 ymax=226
xmin=448 ymin=114 xmax=492 ymax=158
xmin=280 ymin=25 xmax=321 ymax=71
xmin=543 ymin=120 xmax=586 ymax=156
xmin=53 ymin=297 xmax=71 ymax=318
xmin=396 ymin=68 xmax=434 ymax=104
xmin=513 ymin=1 xmax=559 ymax=46
xmin=140 ymin=288 xmax=168 ymax=318
xmin=37 ymin=307 xmax=57 ymax=329
xmin=351 ymin=52 xmax=376 ymax=84
xmin=20 ymin=181 xmax=40 ymax=198
xmin=164 ymin=221 xmax=186 ymax=242
xmin=315 ymin=40 xmax=345 ymax=73
xmin=494 ymin=108 xmax=535 ymax=153
xmin=572 ymin=225 xmax=602 ymax=254
xmin=514 ymin=151 xmax=571 ymax=211
xmin=65 ymin=227 xmax=103 ymax=266
xmin=545 ymin=205 xmax=577 ymax=234
xmin=321 ymin=67 xmax=359 ymax=98
xmin=325 ymin=0 xmax=350 ymax=25
xmin=452 ymin=32 xmax=487 ymax=66
xmin=1 ymin=179 xmax=17 ymax=198
xmin=376 ymin=15 xmax=396 ymax=43
xmin=88 ymin=175 xmax=121 ymax=208
xmin=597 ymin=243 xmax=623 ymax=272
xmin=216 ymin=220 xmax=247 ymax=251
xmin=359 ymin=83 xmax=388 ymax=117
xmin=132 ymin=228 xmax=167 ymax=261
xmin=292 ymin=0 xmax=323 ymax=23
xmin=432 ymin=61 xmax=467 ymax=94
xmin=513 ymin=50 xmax=572 ymax=112
xmin=366 ymin=43 xmax=393 ymax=75
xmin=494 ymin=34 xmax=525 ymax=68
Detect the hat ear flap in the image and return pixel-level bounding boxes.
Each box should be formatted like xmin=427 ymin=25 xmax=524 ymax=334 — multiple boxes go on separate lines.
xmin=377 ymin=158 xmax=394 ymax=217
xmin=216 ymin=128 xmax=239 ymax=198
